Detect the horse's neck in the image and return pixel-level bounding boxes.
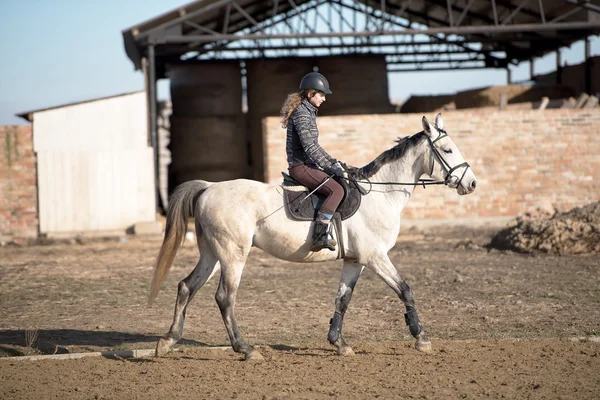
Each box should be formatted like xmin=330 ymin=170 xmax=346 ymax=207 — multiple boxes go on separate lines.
xmin=363 ymin=145 xmax=428 ymax=211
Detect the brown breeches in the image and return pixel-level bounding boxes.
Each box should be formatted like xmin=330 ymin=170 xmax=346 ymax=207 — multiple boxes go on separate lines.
xmin=288 ymin=163 xmax=344 ymax=215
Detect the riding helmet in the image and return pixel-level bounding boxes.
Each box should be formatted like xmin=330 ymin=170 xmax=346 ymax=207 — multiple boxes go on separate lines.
xmin=299 ymin=72 xmax=332 ymax=95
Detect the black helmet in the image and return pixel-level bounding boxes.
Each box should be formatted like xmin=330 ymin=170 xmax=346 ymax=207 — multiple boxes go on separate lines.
xmin=299 ymin=72 xmax=332 ymax=95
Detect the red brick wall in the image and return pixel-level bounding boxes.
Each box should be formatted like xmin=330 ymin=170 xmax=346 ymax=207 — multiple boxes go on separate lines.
xmin=263 ymin=108 xmax=600 ymax=222
xmin=0 ymin=125 xmax=38 ymax=241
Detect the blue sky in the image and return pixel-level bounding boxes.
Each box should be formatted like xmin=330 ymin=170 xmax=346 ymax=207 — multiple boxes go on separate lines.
xmin=0 ymin=1 xmax=598 ymax=125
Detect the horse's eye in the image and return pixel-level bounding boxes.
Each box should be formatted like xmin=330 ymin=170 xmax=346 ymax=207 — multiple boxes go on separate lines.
xmin=443 ymin=149 xmax=453 ymax=154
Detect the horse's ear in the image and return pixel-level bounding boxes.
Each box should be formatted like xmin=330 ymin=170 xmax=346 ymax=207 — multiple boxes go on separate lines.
xmin=422 ymin=116 xmax=432 ymax=135
xmin=435 ymin=113 xmax=444 ymax=130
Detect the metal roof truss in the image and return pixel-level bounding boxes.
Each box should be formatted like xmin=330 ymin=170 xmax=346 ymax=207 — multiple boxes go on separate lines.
xmin=130 ymin=0 xmax=600 ymax=72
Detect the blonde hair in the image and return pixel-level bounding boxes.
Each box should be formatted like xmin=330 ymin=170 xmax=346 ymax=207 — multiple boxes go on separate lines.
xmin=280 ymin=89 xmax=316 ymax=128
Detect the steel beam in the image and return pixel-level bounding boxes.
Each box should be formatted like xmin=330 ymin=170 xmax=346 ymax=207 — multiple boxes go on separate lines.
xmin=446 ymin=0 xmax=454 ymax=27
xmin=386 ymin=56 xmax=485 ymax=64
xmin=537 ymin=0 xmax=546 ymax=23
xmin=145 ymin=44 xmax=160 ymax=212
xmin=160 ymin=21 xmax=600 ymax=42
xmin=559 ymin=0 xmax=600 ymax=15
xmin=455 ymin=0 xmax=475 ymax=27
xmin=137 ymin=0 xmax=234 ymax=40
xmin=491 ymin=0 xmax=499 ymax=25
xmin=549 ymin=6 xmax=583 ymax=24
xmin=530 ymin=58 xmax=534 ymax=80
xmin=223 ymin=2 xmax=232 ymax=33
xmin=556 ymin=50 xmax=562 ymax=84
xmin=204 ymin=43 xmax=480 ymax=52
xmin=585 ymin=38 xmax=591 ymax=94
xmin=501 ymin=0 xmax=531 ymax=25
xmin=388 ymin=65 xmax=488 ymax=72
xmin=194 ymin=34 xmax=572 ymax=59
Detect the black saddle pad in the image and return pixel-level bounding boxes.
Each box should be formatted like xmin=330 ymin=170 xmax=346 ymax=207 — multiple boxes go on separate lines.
xmin=282 ymin=175 xmax=362 ymax=221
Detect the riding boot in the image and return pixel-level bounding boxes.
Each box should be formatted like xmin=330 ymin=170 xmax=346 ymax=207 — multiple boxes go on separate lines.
xmin=311 ymin=221 xmax=337 ymax=252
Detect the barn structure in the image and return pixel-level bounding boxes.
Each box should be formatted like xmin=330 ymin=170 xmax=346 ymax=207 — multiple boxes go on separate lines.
xmin=121 ymin=0 xmax=600 ymax=192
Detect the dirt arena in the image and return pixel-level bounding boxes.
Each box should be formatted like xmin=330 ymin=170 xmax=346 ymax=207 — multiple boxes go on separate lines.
xmin=1 ymin=225 xmax=599 ymax=399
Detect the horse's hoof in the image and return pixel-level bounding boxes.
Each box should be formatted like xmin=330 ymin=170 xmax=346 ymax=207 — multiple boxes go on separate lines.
xmin=415 ymin=338 xmax=432 ymax=353
xmin=244 ymin=350 xmax=264 ymax=361
xmin=337 ymin=345 xmax=355 ymax=356
xmin=155 ymin=337 xmax=176 ymax=357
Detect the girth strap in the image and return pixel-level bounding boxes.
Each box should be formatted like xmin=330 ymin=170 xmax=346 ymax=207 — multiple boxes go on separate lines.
xmin=332 ymin=213 xmax=345 ymax=260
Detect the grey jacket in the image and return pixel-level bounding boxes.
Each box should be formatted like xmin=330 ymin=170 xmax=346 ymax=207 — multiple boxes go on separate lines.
xmin=286 ymin=99 xmax=336 ymax=170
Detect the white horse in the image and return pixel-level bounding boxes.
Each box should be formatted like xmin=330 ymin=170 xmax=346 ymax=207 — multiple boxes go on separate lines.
xmin=150 ymin=113 xmax=477 ymax=360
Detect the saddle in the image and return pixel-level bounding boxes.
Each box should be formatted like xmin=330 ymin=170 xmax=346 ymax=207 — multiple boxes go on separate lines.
xmin=281 ymin=172 xmax=363 ymax=222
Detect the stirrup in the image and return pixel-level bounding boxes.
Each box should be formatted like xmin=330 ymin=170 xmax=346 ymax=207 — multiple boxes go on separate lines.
xmin=311 ymin=239 xmax=336 ymax=252
xmin=311 ymin=220 xmax=336 ymax=252
xmin=311 ymin=230 xmax=337 ymax=252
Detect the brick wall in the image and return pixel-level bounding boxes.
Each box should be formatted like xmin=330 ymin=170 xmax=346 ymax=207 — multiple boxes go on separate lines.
xmin=0 ymin=125 xmax=38 ymax=241
xmin=263 ymin=108 xmax=600 ymax=222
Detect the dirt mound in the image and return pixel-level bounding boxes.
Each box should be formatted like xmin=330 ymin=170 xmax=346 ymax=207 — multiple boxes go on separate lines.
xmin=489 ymin=202 xmax=600 ymax=255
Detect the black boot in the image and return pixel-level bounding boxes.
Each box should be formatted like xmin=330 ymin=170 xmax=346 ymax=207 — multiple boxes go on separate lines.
xmin=311 ymin=221 xmax=336 ymax=252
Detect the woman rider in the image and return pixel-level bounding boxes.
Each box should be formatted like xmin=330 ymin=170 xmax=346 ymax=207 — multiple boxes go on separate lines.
xmin=280 ymin=72 xmax=346 ymax=252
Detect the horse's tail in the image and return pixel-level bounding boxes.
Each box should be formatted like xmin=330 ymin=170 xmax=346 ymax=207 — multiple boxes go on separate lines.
xmin=148 ymin=180 xmax=213 ymax=305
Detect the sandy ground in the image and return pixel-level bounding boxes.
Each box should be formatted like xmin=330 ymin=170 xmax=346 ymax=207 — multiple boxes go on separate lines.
xmin=1 ymin=226 xmax=599 ymax=399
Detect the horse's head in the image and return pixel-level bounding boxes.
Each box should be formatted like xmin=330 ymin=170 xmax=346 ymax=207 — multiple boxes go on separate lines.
xmin=422 ymin=113 xmax=477 ymax=195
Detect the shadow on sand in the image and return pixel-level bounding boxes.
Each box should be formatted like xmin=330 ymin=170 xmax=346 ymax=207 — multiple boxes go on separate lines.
xmin=0 ymin=329 xmax=207 ymax=356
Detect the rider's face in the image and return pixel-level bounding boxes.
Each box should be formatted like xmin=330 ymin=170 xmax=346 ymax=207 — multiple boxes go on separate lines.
xmin=308 ymin=91 xmax=326 ymax=108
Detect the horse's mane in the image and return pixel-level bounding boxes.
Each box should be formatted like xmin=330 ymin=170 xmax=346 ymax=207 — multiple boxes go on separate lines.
xmin=356 ymin=131 xmax=426 ymax=178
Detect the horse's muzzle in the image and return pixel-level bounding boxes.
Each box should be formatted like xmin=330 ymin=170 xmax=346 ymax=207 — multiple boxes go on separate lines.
xmin=457 ymin=179 xmax=477 ymax=195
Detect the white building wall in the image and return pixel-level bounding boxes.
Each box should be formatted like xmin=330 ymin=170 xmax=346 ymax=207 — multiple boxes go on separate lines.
xmin=32 ymin=92 xmax=156 ymax=235
xmin=33 ymin=92 xmax=148 ymax=152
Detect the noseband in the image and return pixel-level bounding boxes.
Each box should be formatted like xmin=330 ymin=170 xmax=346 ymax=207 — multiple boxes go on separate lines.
xmin=428 ymin=129 xmax=470 ymax=188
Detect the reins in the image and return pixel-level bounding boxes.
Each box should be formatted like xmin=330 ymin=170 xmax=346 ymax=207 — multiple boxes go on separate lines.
xmin=342 ymin=128 xmax=469 ymax=194
xmin=344 ymin=177 xmax=445 ymax=186
xmin=341 ymin=176 xmax=445 ymax=195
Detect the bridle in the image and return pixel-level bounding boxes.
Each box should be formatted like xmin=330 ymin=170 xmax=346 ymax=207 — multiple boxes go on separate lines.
xmin=344 ymin=127 xmax=471 ymax=193
xmin=427 ymin=128 xmax=471 ymax=189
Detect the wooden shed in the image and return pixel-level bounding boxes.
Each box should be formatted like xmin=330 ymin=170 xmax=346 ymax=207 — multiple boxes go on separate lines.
xmin=17 ymin=91 xmax=157 ymax=237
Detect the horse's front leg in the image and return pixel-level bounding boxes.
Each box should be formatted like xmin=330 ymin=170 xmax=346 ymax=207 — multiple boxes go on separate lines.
xmin=366 ymin=254 xmax=432 ymax=353
xmin=328 ymin=262 xmax=364 ymax=356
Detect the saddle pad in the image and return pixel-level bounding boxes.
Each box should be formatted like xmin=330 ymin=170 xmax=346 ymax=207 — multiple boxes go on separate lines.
xmin=282 ymin=178 xmax=362 ymax=221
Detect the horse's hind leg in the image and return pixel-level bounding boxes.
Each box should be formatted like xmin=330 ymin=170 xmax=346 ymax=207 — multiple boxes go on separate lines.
xmin=328 ymin=262 xmax=364 ymax=356
xmin=367 ymin=254 xmax=432 ymax=353
xmin=214 ymin=250 xmax=262 ymax=361
xmin=156 ymin=239 xmax=219 ymax=356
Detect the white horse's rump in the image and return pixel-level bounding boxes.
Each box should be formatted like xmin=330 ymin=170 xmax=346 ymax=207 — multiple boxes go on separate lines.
xmin=150 ymin=114 xmax=477 ymax=360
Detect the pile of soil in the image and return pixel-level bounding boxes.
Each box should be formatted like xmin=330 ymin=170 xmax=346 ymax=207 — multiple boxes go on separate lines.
xmin=489 ymin=201 xmax=600 ymax=255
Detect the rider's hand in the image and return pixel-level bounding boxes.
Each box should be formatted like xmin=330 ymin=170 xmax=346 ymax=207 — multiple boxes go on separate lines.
xmin=330 ymin=162 xmax=345 ymax=177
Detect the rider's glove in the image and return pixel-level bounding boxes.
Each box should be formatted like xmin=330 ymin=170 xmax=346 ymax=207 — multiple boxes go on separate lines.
xmin=330 ymin=162 xmax=345 ymax=177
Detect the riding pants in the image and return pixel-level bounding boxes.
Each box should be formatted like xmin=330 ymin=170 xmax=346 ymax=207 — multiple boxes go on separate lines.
xmin=288 ymin=163 xmax=344 ymax=216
